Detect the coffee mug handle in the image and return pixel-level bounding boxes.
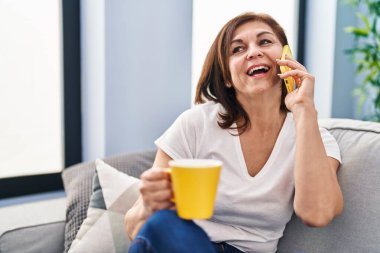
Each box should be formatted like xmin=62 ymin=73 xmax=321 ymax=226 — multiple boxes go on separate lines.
xmin=165 ymin=168 xmax=175 ymax=203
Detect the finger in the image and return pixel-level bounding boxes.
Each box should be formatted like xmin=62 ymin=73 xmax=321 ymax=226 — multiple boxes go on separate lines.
xmin=279 ymin=70 xmax=314 ymax=90
xmin=147 ymin=200 xmax=175 ymax=212
xmin=278 ymin=69 xmax=312 ymax=80
xmin=142 ymin=192 xmax=172 ymax=207
xmin=143 ymin=188 xmax=173 ymax=202
xmin=141 ymin=168 xmax=169 ymax=181
xmin=276 ymin=58 xmax=307 ymax=72
xmin=283 ymin=56 xmax=307 ymax=71
xmin=140 ymin=178 xmax=171 ymax=193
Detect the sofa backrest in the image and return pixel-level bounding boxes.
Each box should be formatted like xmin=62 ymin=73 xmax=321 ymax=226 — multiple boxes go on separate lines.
xmin=62 ymin=150 xmax=156 ymax=252
xmin=277 ymin=119 xmax=380 ymax=253
xmin=62 ymin=119 xmax=380 ymax=253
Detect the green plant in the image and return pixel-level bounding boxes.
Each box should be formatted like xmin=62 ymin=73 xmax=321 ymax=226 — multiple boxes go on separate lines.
xmin=344 ymin=0 xmax=380 ymax=122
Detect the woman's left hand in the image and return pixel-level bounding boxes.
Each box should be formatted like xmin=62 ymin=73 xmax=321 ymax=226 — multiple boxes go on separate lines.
xmin=276 ymin=57 xmax=315 ymax=112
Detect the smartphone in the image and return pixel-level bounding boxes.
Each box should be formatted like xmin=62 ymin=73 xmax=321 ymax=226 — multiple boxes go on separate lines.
xmin=280 ymin=45 xmax=296 ymax=93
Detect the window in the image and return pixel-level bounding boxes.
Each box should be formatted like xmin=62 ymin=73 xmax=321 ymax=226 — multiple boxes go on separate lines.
xmin=0 ymin=0 xmax=81 ymax=198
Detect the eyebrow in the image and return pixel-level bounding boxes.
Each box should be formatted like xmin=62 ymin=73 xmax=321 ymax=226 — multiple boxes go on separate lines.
xmin=230 ymin=31 xmax=274 ymax=44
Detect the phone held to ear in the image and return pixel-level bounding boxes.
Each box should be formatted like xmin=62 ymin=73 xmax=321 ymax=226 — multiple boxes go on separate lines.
xmin=280 ymin=45 xmax=296 ymax=93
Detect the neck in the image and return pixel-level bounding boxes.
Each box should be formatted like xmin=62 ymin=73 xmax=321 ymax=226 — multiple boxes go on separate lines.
xmin=236 ymin=88 xmax=286 ymax=133
xmin=239 ymin=108 xmax=286 ymax=133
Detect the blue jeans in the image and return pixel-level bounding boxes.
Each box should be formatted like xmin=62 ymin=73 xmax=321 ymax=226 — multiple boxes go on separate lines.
xmin=128 ymin=210 xmax=243 ymax=253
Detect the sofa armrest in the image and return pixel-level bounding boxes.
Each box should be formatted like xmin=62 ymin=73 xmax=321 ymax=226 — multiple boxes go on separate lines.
xmin=0 ymin=221 xmax=65 ymax=253
xmin=0 ymin=195 xmax=66 ymax=253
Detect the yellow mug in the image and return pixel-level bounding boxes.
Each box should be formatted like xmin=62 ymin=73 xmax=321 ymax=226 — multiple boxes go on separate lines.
xmin=167 ymin=159 xmax=222 ymax=220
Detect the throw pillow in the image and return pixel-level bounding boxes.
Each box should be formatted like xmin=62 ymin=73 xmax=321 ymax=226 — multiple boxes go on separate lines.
xmin=67 ymin=159 xmax=140 ymax=253
xmin=62 ymin=150 xmax=156 ymax=252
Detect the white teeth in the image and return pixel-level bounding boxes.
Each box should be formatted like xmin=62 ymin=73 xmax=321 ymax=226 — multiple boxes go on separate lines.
xmin=248 ymin=66 xmax=269 ymax=76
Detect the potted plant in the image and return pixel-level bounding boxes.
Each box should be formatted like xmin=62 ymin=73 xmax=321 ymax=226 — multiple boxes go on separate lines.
xmin=344 ymin=0 xmax=380 ymax=122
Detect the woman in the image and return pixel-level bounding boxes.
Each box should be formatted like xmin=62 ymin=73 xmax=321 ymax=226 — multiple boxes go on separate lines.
xmin=125 ymin=12 xmax=343 ymax=253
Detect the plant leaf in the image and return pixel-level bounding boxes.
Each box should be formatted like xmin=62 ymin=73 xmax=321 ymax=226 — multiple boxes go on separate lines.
xmin=375 ymin=92 xmax=380 ymax=109
xmin=371 ymin=16 xmax=378 ymax=34
xmin=343 ymin=0 xmax=380 ymax=122
xmin=368 ymin=1 xmax=380 ymax=16
xmin=356 ymin=12 xmax=371 ymax=31
xmin=345 ymin=26 xmax=369 ymax=37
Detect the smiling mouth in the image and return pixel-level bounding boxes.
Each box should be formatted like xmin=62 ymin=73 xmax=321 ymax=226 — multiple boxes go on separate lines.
xmin=247 ymin=66 xmax=270 ymax=76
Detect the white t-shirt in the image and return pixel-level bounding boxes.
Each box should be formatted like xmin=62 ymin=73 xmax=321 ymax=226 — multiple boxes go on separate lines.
xmin=155 ymin=102 xmax=341 ymax=253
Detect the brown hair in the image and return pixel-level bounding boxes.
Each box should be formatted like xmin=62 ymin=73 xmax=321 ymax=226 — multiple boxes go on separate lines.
xmin=194 ymin=12 xmax=289 ymax=134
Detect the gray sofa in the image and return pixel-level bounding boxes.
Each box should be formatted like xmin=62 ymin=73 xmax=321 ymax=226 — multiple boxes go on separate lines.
xmin=1 ymin=118 xmax=379 ymax=253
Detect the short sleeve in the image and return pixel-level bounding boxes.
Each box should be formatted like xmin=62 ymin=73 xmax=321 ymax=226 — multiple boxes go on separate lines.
xmin=319 ymin=127 xmax=342 ymax=163
xmin=154 ymin=109 xmax=197 ymax=159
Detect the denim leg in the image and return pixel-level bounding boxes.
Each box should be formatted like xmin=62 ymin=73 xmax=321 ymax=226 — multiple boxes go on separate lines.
xmin=129 ymin=237 xmax=156 ymax=253
xmin=128 ymin=210 xmax=217 ymax=253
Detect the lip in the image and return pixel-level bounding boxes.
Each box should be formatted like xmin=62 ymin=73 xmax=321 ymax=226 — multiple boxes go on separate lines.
xmin=246 ymin=63 xmax=271 ymax=77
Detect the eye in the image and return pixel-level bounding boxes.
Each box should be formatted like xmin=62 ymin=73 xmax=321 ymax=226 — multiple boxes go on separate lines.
xmin=232 ymin=46 xmax=244 ymax=54
xmin=259 ymin=39 xmax=272 ymax=46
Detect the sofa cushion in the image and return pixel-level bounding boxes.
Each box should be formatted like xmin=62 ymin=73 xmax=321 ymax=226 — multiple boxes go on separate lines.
xmin=277 ymin=119 xmax=380 ymax=253
xmin=68 ymin=160 xmax=140 ymax=253
xmin=0 ymin=221 xmax=65 ymax=253
xmin=62 ymin=150 xmax=156 ymax=253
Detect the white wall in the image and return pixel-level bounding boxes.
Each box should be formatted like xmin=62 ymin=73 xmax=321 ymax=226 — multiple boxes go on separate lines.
xmin=81 ymin=0 xmax=105 ymax=161
xmin=305 ymin=0 xmax=338 ymax=118
xmin=81 ymin=0 xmax=193 ymax=160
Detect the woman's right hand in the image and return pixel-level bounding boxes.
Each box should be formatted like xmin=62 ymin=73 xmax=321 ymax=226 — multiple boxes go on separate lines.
xmin=124 ymin=149 xmax=173 ymax=240
xmin=139 ymin=167 xmax=175 ymax=218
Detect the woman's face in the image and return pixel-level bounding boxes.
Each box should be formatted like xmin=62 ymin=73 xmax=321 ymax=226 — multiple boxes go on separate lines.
xmin=228 ymin=21 xmax=283 ymax=98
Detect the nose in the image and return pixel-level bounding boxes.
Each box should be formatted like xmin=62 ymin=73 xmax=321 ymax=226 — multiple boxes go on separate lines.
xmin=246 ymin=46 xmax=263 ymax=60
